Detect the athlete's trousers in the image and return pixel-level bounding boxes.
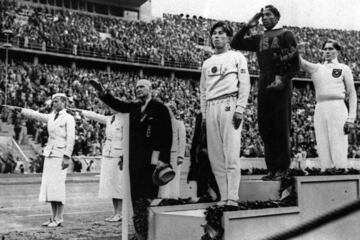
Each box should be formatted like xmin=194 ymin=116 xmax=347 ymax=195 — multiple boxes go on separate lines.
xmin=258 ymin=73 xmax=292 ymax=173
xmin=314 ymin=100 xmax=348 ymax=169
xmin=206 ymin=96 xmax=242 ymax=201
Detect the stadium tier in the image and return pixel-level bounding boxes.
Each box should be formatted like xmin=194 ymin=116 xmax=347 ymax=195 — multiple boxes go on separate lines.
xmin=1 ymin=1 xmax=360 ymax=79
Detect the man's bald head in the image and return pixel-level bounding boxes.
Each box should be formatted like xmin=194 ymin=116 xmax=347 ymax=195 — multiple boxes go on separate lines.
xmin=135 ymin=79 xmax=152 ymax=102
xmin=136 ymin=79 xmax=152 ymax=90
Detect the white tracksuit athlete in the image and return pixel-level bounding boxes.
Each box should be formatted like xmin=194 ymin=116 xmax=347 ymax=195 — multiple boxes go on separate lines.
xmin=301 ymin=58 xmax=357 ymax=169
xmin=200 ymin=50 xmax=250 ymax=201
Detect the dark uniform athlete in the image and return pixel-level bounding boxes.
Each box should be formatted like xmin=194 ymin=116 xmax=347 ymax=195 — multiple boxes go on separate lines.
xmin=231 ymin=5 xmax=300 ymax=180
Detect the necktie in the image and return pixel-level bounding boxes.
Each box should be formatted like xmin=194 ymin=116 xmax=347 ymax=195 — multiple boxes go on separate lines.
xmin=54 ymin=112 xmax=59 ymax=121
xmin=111 ymin=115 xmax=115 ymax=124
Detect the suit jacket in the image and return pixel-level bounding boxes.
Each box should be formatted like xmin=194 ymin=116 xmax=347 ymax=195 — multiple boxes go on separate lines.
xmin=22 ymin=108 xmax=75 ymax=158
xmin=82 ymin=110 xmax=125 ymax=158
xmin=99 ymin=94 xmax=172 ymax=167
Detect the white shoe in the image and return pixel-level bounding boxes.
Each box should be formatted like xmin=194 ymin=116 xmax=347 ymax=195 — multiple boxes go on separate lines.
xmin=107 ymin=214 xmax=122 ymax=222
xmin=41 ymin=218 xmax=53 ymax=226
xmin=104 ymin=214 xmax=115 ymax=222
xmin=48 ymin=219 xmax=63 ymax=227
xmin=216 ymin=200 xmax=227 ymax=206
xmin=226 ymin=199 xmax=238 ymax=207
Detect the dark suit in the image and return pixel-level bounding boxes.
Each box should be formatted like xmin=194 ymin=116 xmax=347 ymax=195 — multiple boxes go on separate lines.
xmin=99 ymin=93 xmax=172 ymax=239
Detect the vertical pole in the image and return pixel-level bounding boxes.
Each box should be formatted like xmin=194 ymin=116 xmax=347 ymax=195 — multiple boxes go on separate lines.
xmin=122 ymin=114 xmax=131 ymax=240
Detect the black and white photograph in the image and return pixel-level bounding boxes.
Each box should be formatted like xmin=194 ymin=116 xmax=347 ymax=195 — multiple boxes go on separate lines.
xmin=1 ymin=0 xmax=360 ymax=239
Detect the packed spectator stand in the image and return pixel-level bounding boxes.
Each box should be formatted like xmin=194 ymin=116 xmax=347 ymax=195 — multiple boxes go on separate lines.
xmin=1 ymin=0 xmax=360 ymax=174
xmin=2 ymin=1 xmax=360 ymax=78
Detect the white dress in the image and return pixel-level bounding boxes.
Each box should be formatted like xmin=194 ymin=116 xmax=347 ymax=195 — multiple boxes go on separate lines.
xmin=22 ymin=108 xmax=75 ymax=204
xmin=82 ymin=111 xmax=125 ymax=199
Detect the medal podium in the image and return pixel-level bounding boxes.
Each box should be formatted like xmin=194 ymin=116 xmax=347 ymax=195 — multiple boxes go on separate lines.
xmin=149 ymin=175 xmax=360 ymax=240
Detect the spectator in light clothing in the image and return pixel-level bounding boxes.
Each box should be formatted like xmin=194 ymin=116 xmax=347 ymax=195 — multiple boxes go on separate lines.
xmin=158 ymin=103 xmax=186 ymax=199
xmin=5 ymin=93 xmax=75 ymax=227
xmin=75 ymin=108 xmax=125 ymax=222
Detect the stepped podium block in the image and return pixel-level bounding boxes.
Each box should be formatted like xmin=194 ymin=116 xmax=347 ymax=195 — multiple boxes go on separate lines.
xmin=149 ymin=175 xmax=360 ymax=240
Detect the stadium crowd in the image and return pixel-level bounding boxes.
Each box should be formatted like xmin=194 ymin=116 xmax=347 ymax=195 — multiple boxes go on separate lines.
xmin=2 ymin=1 xmax=360 ymax=79
xmin=2 ymin=60 xmax=360 ymax=163
xmin=1 ymin=1 xmax=360 ymax=174
xmin=0 ymin=60 xmax=200 ymax=156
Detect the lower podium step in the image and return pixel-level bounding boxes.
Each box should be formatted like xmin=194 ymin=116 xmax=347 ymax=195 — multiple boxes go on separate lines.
xmin=149 ymin=178 xmax=282 ymax=240
xmin=149 ymin=175 xmax=360 ymax=240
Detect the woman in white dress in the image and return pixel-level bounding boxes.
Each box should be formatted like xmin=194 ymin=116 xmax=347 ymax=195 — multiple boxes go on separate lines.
xmin=78 ymin=108 xmax=124 ymax=222
xmin=5 ymin=93 xmax=75 ymax=227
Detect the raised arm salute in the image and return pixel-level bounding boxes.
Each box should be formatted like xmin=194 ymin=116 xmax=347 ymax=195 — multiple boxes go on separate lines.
xmin=4 ymin=93 xmax=75 ymax=227
xmin=73 ymin=108 xmax=125 ymax=222
xmin=90 ymin=78 xmax=173 ymax=240
xmin=299 ymin=39 xmax=357 ymax=169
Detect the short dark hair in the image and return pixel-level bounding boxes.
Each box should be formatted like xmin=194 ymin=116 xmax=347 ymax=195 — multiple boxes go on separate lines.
xmin=210 ymin=21 xmax=233 ymax=37
xmin=322 ymin=39 xmax=341 ymax=51
xmin=264 ymin=5 xmax=281 ymax=20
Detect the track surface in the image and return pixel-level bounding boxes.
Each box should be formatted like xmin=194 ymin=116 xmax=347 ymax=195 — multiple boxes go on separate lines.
xmin=0 ymin=172 xmax=196 ymax=240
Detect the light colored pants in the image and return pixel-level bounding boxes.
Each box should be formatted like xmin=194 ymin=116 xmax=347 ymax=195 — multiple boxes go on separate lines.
xmin=206 ymin=96 xmax=242 ymax=201
xmin=158 ymin=153 xmax=181 ymax=199
xmin=314 ymin=100 xmax=348 ymax=170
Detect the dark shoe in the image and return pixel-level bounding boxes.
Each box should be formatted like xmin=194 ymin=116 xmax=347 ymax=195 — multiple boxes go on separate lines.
xmin=272 ymin=171 xmax=288 ymax=181
xmin=129 ymin=235 xmax=138 ymax=240
xmin=261 ymin=172 xmax=275 ymax=181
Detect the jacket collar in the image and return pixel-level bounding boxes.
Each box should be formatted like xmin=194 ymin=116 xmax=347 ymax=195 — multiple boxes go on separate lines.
xmin=325 ymin=58 xmax=339 ymax=65
xmin=54 ymin=108 xmax=66 ymax=115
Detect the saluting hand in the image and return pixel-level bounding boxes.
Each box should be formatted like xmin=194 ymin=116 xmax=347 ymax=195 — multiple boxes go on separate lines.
xmin=246 ymin=9 xmax=263 ymax=28
xmin=232 ymin=112 xmax=243 ymax=130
